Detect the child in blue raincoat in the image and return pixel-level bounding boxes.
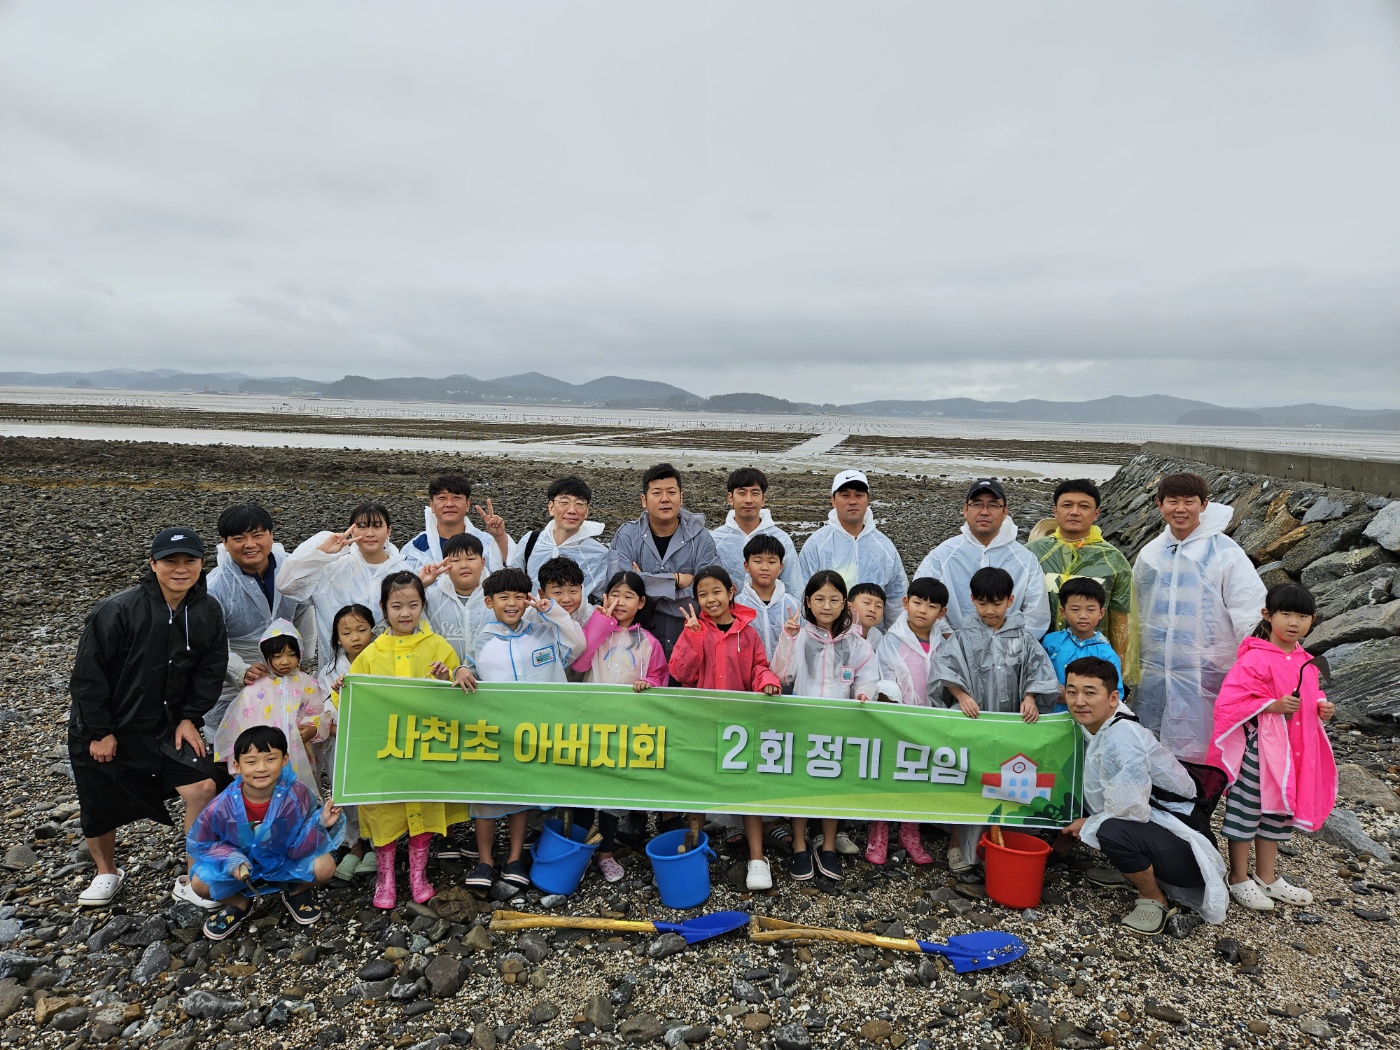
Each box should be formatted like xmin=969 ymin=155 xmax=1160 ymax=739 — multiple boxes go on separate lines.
xmin=187 ymin=725 xmax=344 ymax=940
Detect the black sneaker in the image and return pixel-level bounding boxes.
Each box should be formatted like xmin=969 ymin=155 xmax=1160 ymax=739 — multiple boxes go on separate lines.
xmin=282 ymin=887 xmax=321 ymax=926
xmin=501 ymin=859 xmax=531 ymax=888
xmin=789 ymin=850 xmax=814 ymax=881
xmin=465 ymin=862 xmax=495 ymax=895
xmin=203 ymin=899 xmax=253 ymax=941
xmin=815 ymin=850 xmax=843 ymax=881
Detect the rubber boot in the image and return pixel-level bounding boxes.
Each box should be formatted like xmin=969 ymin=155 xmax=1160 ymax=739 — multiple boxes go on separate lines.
xmin=899 ymin=822 xmax=934 ymax=865
xmin=864 ymin=821 xmax=889 ymax=865
xmin=407 ymin=833 xmax=436 ymax=904
xmin=372 ymin=842 xmax=397 ymax=910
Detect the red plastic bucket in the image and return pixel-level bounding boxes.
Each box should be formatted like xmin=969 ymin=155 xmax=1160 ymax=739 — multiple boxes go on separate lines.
xmin=979 ymin=831 xmax=1052 ymax=909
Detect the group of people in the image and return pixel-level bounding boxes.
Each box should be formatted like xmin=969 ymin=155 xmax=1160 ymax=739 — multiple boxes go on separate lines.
xmin=67 ymin=461 xmax=1338 ymax=942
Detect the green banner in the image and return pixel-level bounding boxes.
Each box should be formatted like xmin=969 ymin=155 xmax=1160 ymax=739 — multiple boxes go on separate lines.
xmin=334 ymin=677 xmax=1082 ymax=827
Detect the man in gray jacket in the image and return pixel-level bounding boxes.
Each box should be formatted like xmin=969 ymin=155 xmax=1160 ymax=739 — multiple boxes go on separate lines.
xmin=606 ymin=463 xmax=719 ymax=658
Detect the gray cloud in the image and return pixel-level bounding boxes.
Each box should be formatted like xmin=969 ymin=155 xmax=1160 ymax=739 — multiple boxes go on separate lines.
xmin=0 ymin=1 xmax=1397 ymax=407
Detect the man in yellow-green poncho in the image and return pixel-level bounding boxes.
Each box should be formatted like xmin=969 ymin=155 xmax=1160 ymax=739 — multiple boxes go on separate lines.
xmin=1026 ymin=480 xmax=1138 ymax=684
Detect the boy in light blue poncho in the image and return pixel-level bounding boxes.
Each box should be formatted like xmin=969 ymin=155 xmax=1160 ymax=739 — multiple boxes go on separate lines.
xmin=187 ymin=725 xmax=344 ymax=941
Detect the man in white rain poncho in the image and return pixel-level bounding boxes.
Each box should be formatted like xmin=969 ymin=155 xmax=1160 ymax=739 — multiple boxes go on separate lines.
xmin=914 ymin=478 xmax=1050 ymax=640
xmin=401 ymin=473 xmax=513 ymax=575
xmin=1133 ymin=473 xmax=1266 ymax=764
xmin=507 ymin=475 xmax=608 ymax=601
xmin=274 ymin=502 xmax=409 ymax=664
xmin=1059 ymin=657 xmax=1229 ymax=935
xmin=710 ymin=467 xmax=801 ymax=593
xmin=206 ymin=504 xmax=312 ymax=729
xmin=797 ymin=470 xmax=907 ymax=628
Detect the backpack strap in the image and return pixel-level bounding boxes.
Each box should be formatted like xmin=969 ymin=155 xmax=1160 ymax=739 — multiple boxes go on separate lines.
xmin=521 ymin=528 xmax=543 ymax=572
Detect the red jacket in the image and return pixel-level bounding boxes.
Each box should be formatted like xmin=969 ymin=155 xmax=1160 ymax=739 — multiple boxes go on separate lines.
xmin=668 ymin=603 xmax=781 ymax=694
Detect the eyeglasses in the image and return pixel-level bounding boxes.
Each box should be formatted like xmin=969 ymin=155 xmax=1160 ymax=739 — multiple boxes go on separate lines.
xmin=549 ymin=497 xmax=590 ymax=510
xmin=966 ymin=500 xmax=1006 ymax=509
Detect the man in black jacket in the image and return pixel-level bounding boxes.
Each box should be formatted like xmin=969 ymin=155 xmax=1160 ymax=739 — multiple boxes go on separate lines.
xmin=69 ymin=527 xmax=229 ymax=908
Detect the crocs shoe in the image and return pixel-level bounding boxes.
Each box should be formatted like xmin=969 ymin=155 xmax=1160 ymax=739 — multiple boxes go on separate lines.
xmin=1084 ymin=866 xmax=1132 ymax=889
xmin=789 ymin=850 xmax=814 ymax=882
xmin=598 ymin=856 xmax=625 ymax=883
xmin=746 ymin=859 xmax=773 ymax=892
xmin=833 ymin=832 xmax=860 ymax=856
xmin=203 ymin=899 xmax=253 ymax=941
xmin=78 ymin=868 xmax=126 ymax=908
xmin=356 ymin=850 xmax=378 ymax=877
xmin=947 ymin=846 xmax=975 ymax=875
xmin=1229 ymin=879 xmax=1275 ymax=912
xmin=1253 ymin=874 xmax=1312 ymax=906
xmin=172 ymin=873 xmax=220 ymax=910
xmin=1120 ymin=898 xmax=1174 ymax=936
xmin=333 ymin=853 xmax=361 ymax=882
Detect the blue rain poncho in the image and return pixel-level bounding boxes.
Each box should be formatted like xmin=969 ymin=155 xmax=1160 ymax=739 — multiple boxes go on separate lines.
xmin=274 ymin=531 xmax=409 ymax=664
xmin=187 ymin=763 xmax=344 ymax=901
xmin=206 ymin=543 xmax=311 ymax=727
xmin=1132 ymin=502 xmax=1267 ymax=764
xmin=796 ymin=510 xmax=907 ymax=628
xmin=710 ymin=511 xmax=802 ymax=593
xmin=509 ymin=519 xmax=609 ymax=600
xmin=914 ymin=518 xmax=1050 ymax=640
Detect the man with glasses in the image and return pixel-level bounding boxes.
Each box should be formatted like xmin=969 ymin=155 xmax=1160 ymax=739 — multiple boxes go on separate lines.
xmin=508 ymin=475 xmax=608 ymax=600
xmin=915 ymin=478 xmax=1050 ymax=639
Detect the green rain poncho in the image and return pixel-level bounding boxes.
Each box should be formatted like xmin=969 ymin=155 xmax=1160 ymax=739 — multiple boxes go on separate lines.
xmin=1026 ymin=525 xmax=1138 ymax=684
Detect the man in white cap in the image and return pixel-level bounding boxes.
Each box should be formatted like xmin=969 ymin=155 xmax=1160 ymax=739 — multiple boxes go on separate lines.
xmin=797 ymin=469 xmax=907 ymax=628
xmin=915 ymin=478 xmax=1050 ymax=639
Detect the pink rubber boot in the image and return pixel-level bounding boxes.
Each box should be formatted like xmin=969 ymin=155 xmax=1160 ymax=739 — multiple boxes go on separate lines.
xmin=372 ymin=842 xmax=397 ymax=909
xmin=900 ymin=822 xmax=934 ymax=865
xmin=407 ymin=833 xmax=436 ymax=904
xmin=864 ymin=821 xmax=889 ymax=865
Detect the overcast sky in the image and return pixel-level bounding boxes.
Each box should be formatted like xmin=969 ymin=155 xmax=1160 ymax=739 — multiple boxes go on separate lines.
xmin=1 ymin=2 xmax=1397 ymax=407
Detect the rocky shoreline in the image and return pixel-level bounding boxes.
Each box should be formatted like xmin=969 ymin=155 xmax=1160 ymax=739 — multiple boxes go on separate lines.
xmin=0 ymin=436 xmax=1398 ymax=1050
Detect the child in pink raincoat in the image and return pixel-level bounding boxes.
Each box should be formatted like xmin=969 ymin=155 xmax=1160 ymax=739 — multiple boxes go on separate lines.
xmin=1213 ymin=584 xmax=1336 ymax=913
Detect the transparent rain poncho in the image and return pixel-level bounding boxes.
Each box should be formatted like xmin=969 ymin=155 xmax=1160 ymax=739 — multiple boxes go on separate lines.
xmin=771 ymin=620 xmax=882 ymax=700
xmin=796 ymin=510 xmax=907 ymax=628
xmin=508 ymin=520 xmax=610 ymax=599
xmin=425 ymin=576 xmax=493 ymax=666
xmin=1133 ymin=502 xmax=1267 ymax=763
xmin=275 ymin=531 xmax=409 ymax=665
xmin=1078 ymin=704 xmax=1230 ymax=923
xmin=914 ymin=518 xmax=1050 ymax=639
xmin=571 ymin=611 xmax=670 ymax=688
xmin=928 ymin=613 xmax=1060 ymax=712
xmin=710 ymin=510 xmax=802 ymax=593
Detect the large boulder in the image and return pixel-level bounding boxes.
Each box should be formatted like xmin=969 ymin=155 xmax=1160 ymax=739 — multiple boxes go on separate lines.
xmin=1281 ymin=510 xmax=1378 ymax=576
xmin=1305 ymin=602 xmax=1400 ymax=655
xmin=1301 ymin=546 xmax=1398 ymax=590
xmin=1312 ymin=564 xmax=1400 ymax=623
xmin=1365 ymin=501 xmax=1400 ymax=552
xmin=1323 ymin=636 xmax=1400 ymax=726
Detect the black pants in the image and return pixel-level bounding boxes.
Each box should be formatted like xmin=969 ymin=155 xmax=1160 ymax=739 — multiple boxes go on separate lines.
xmin=570 ymin=809 xmax=620 ymax=853
xmin=1096 ymin=818 xmax=1205 ymax=887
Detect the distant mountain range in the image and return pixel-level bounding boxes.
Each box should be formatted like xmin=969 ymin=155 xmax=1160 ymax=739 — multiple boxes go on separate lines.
xmin=1 ymin=367 xmax=1396 ymax=430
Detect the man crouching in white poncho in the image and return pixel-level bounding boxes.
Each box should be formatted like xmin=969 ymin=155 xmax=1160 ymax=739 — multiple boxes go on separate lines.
xmin=1059 ymin=656 xmax=1229 ymax=936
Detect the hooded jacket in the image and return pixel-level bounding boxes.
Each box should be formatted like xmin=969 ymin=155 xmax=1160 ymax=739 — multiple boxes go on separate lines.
xmin=509 ymin=519 xmax=609 ymax=600
xmin=1026 ymin=525 xmax=1137 ymax=681
xmin=797 ymin=510 xmax=907 ymax=628
xmin=1133 ymin=502 xmax=1267 ymax=764
xmin=572 ymin=609 xmax=670 ymax=688
xmin=425 ymin=575 xmax=493 ymax=665
xmin=915 ymin=518 xmax=1050 ymax=640
xmin=1041 ymin=629 xmax=1124 ymax=695
xmin=69 ymin=570 xmax=229 ymax=747
xmin=1079 ymin=702 xmax=1230 ymax=923
xmin=207 ymin=542 xmax=310 ymax=726
xmin=348 ymin=622 xmax=461 ymax=680
xmin=875 ymin=612 xmax=945 ymax=706
xmin=710 ymin=510 xmax=801 ymax=593
xmin=607 ymin=509 xmax=719 ymax=646
xmin=1212 ymin=637 xmax=1338 ymax=832
xmin=275 ymin=531 xmax=408 ymax=663
xmin=668 ymin=602 xmax=781 ymax=694
xmin=402 ymin=505 xmax=514 ymax=575
xmin=929 ymin=612 xmax=1062 ymax=712
xmin=771 ymin=619 xmax=881 ymax=701
xmin=735 ymin=579 xmax=802 ymax=660
xmin=187 ymin=763 xmax=345 ymax=898
xmin=470 ymin=600 xmax=586 ymax=684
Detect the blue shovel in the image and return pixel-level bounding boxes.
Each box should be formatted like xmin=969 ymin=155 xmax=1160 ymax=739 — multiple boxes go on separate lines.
xmin=748 ymin=915 xmax=1027 ymax=973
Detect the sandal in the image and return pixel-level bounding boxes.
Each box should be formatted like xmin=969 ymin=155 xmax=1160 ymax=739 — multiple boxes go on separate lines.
xmin=598 ymin=856 xmax=625 ymax=883
xmin=1253 ymin=874 xmax=1312 ymax=906
xmin=1229 ymin=878 xmax=1275 ymax=912
xmin=282 ymin=887 xmax=322 ymax=926
xmin=203 ymin=898 xmax=254 ymax=941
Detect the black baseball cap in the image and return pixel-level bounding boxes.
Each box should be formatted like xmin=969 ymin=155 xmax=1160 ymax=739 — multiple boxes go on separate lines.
xmin=965 ymin=478 xmax=1007 ymax=503
xmin=150 ymin=527 xmax=206 ymax=560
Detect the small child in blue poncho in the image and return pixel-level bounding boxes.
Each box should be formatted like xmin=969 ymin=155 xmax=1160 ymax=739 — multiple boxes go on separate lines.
xmin=1040 ymin=577 xmax=1125 ymax=706
xmin=187 ymin=725 xmax=345 ymax=940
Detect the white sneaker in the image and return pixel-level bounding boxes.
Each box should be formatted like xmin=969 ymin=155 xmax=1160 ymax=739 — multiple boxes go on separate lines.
xmin=833 ymin=832 xmax=860 ymax=856
xmin=947 ymin=846 xmax=975 ymax=874
xmin=746 ymin=858 xmax=773 ymax=892
xmin=78 ymin=868 xmax=126 ymax=907
xmin=1228 ymin=878 xmax=1275 ymax=911
xmin=1253 ymin=874 xmax=1312 ymax=906
xmin=172 ymin=874 xmax=220 ymax=911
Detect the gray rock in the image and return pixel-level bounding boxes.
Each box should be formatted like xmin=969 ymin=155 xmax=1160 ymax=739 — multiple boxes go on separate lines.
xmin=357 ymin=959 xmax=396 ymax=981
xmin=663 ymin=1026 xmax=711 ymax=1046
xmin=0 ymin=983 xmax=27 ymax=1021
xmin=388 ymin=978 xmax=421 ymax=1001
xmin=528 ymin=1002 xmax=559 ymax=1024
xmin=1365 ymin=502 xmax=1400 ymax=552
xmin=462 ymin=925 xmax=493 ymax=952
xmin=1165 ymin=912 xmax=1204 ymax=939
xmin=583 ymin=993 xmax=614 ymax=1027
xmin=132 ymin=941 xmax=171 ymax=984
xmin=1352 ymin=908 xmax=1391 ymax=921
xmin=1050 ymin=1019 xmax=1105 ymax=1048
xmin=1313 ymin=565 xmax=1400 ymax=622
xmin=1 ymin=845 xmax=38 ymax=870
xmin=488 ymin=881 xmax=520 ymax=903
xmin=538 ymin=894 xmax=567 ymax=910
xmin=1305 ymin=601 xmax=1400 ymax=654
xmin=515 ymin=932 xmax=551 ymax=964
xmin=180 ymin=990 xmax=247 ymax=1019
xmin=619 ymin=1012 xmax=667 ymax=1042
xmin=1302 ymin=546 xmax=1397 ymax=590
xmin=1299 ymin=1017 xmax=1335 ymax=1038
xmin=1303 ymin=496 xmax=1355 ymax=525
xmin=1310 ymin=808 xmax=1393 ymax=862
xmin=0 ymin=953 xmax=41 ymax=980
xmin=1282 ymin=511 xmax=1377 ymax=576
xmin=349 ymin=978 xmax=395 ymax=1000
xmin=732 ymin=977 xmax=765 ymax=1004
xmin=87 ymin=914 xmax=135 ymax=952
xmin=119 ymin=914 xmax=168 ymax=947
xmin=1320 ymin=637 xmax=1400 ymax=725
xmin=1336 ymin=764 xmax=1400 ymax=813
xmin=772 ymin=1024 xmax=813 ymax=1050
xmin=648 ymin=932 xmax=687 ymax=959
xmin=425 ymin=955 xmax=464 ymax=999
xmin=0 ymin=921 xmax=21 ymax=947
xmin=51 ymin=1006 xmax=88 ymax=1031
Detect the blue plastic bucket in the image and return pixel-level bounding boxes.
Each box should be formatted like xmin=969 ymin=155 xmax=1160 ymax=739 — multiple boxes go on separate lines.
xmin=645 ymin=829 xmax=715 ymax=910
xmin=529 ymin=819 xmax=599 ymax=895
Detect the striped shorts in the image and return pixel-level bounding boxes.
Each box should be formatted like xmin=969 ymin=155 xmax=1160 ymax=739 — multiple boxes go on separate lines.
xmin=1221 ymin=727 xmax=1293 ymax=842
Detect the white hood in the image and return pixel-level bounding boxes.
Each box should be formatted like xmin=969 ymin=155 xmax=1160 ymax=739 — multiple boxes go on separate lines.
xmin=1157 ymin=500 xmax=1234 ymax=547
xmin=723 ymin=508 xmax=776 ymax=532
xmin=957 ymin=515 xmax=1019 ymax=552
xmin=542 ymin=518 xmax=605 ymax=549
xmin=825 ymin=507 xmax=877 ymax=538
